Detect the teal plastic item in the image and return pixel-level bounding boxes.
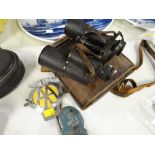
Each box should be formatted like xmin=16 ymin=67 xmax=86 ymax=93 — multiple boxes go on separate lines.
xmin=58 ymin=106 xmax=88 ymax=135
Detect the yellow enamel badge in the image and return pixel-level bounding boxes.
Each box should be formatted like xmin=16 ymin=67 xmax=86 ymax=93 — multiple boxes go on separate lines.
xmin=25 ymin=77 xmax=64 ymax=120
xmin=32 ymin=84 xmax=59 ymax=108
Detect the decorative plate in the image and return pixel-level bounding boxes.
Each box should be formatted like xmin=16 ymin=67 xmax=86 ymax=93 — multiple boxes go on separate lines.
xmin=127 ymin=19 xmax=155 ymax=31
xmin=18 ymin=19 xmax=113 ymax=42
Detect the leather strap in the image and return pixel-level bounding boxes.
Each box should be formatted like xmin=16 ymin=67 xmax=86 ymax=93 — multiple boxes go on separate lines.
xmin=112 ymin=40 xmax=155 ymax=97
xmin=74 ymin=43 xmax=96 ymax=78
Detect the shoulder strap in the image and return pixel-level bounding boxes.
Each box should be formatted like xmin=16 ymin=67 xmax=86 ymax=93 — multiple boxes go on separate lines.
xmin=74 ymin=43 xmax=96 ymax=78
xmin=111 ymin=39 xmax=155 ymax=97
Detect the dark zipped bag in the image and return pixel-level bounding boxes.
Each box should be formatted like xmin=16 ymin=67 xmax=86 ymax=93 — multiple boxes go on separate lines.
xmin=0 ymin=48 xmax=25 ymax=98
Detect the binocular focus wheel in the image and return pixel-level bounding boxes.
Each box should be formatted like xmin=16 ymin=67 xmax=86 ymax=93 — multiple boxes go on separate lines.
xmin=97 ymin=64 xmax=117 ymax=81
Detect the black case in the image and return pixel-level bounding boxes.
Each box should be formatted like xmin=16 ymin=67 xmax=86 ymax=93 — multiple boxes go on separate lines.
xmin=0 ymin=48 xmax=25 ymax=98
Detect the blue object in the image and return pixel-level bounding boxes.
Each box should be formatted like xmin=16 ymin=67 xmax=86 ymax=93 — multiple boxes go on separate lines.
xmin=128 ymin=19 xmax=155 ymax=31
xmin=18 ymin=19 xmax=112 ymax=41
xmin=58 ymin=106 xmax=88 ymax=135
xmin=129 ymin=19 xmax=155 ymax=25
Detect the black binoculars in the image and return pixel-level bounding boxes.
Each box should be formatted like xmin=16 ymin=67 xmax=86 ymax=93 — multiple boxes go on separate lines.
xmin=39 ymin=19 xmax=126 ymax=84
xmin=65 ymin=20 xmax=126 ymax=62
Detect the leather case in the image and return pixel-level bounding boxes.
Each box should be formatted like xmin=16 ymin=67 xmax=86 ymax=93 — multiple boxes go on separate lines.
xmin=41 ymin=36 xmax=135 ymax=109
xmin=0 ymin=48 xmax=25 ymax=98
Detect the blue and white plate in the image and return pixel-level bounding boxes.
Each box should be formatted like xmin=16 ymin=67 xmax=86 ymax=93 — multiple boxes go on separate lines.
xmin=127 ymin=19 xmax=155 ymax=31
xmin=18 ymin=19 xmax=113 ymax=42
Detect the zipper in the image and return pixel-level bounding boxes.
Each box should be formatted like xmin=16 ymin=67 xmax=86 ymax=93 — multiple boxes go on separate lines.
xmin=0 ymin=52 xmax=17 ymax=82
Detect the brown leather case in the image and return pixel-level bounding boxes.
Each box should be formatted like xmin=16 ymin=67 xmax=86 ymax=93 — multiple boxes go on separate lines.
xmin=42 ymin=36 xmax=135 ymax=109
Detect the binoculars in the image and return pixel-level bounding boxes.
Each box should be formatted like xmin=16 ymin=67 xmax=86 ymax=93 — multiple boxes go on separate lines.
xmin=65 ymin=20 xmax=126 ymax=62
xmin=39 ymin=19 xmax=126 ymax=84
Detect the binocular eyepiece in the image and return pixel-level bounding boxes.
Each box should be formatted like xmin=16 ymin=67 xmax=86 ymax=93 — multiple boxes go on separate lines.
xmin=65 ymin=19 xmax=126 ymax=61
xmin=65 ymin=19 xmax=95 ymax=38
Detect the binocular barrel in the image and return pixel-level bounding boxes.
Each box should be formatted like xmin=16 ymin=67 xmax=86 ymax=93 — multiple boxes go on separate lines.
xmin=65 ymin=19 xmax=94 ymax=38
xmin=64 ymin=19 xmax=126 ymax=61
xmin=38 ymin=45 xmax=94 ymax=84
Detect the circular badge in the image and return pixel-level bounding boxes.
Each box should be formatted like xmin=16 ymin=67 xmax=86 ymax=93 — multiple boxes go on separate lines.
xmin=25 ymin=78 xmax=64 ymax=120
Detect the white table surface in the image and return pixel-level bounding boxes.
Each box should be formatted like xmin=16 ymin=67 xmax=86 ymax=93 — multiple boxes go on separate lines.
xmin=0 ymin=19 xmax=155 ymax=134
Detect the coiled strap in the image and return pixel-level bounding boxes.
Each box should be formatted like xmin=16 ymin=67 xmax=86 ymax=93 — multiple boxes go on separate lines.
xmin=112 ymin=40 xmax=155 ymax=97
